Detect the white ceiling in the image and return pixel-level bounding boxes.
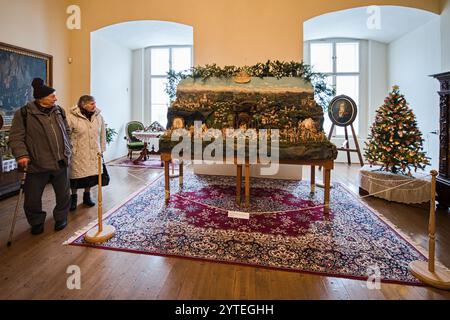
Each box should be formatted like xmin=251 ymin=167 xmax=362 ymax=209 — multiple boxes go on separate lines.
xmin=93 ymin=20 xmax=194 ymax=49
xmin=304 ymin=6 xmax=438 ymax=43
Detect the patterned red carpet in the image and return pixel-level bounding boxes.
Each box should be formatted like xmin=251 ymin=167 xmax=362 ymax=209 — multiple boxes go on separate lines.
xmin=67 ymin=173 xmax=426 ymax=285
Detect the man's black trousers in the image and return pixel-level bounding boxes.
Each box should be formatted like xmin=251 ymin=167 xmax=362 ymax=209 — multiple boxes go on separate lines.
xmin=23 ymin=167 xmax=70 ymax=227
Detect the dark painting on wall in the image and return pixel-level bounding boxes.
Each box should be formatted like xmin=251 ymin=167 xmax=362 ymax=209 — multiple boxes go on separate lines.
xmin=0 ymin=42 xmax=52 ymax=128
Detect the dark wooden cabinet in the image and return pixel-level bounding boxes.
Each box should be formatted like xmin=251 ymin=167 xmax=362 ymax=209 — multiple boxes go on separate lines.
xmin=432 ymin=72 xmax=450 ymax=210
xmin=0 ymin=130 xmax=20 ymax=199
xmin=0 ymin=168 xmax=20 ymax=199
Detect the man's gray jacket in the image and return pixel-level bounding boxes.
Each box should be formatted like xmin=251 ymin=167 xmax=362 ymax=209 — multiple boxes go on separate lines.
xmin=8 ymin=101 xmax=72 ymax=173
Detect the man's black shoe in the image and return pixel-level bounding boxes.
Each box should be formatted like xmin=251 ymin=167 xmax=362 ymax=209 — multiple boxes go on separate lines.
xmin=54 ymin=220 xmax=68 ymax=231
xmin=31 ymin=224 xmax=44 ymax=235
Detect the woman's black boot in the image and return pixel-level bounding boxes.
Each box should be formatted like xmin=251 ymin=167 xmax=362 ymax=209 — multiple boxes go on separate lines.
xmin=83 ymin=192 xmax=96 ymax=207
xmin=70 ymin=194 xmax=78 ymax=212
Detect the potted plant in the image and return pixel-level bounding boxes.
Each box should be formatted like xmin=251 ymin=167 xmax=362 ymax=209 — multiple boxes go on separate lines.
xmin=105 ymin=124 xmax=118 ymax=145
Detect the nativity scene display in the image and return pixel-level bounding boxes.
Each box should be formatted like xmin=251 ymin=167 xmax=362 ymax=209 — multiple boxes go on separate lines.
xmin=159 ymin=63 xmax=337 ymax=161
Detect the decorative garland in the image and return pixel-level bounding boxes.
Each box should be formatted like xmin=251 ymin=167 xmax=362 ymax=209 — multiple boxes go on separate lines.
xmin=166 ymin=60 xmax=335 ymax=109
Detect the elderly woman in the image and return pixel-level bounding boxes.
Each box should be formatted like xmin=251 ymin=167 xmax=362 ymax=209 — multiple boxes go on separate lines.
xmin=67 ymin=95 xmax=106 ymax=211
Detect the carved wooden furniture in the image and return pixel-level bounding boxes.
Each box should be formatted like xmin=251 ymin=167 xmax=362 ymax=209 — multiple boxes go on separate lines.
xmin=0 ymin=129 xmax=20 ymax=199
xmin=0 ymin=169 xmax=20 ymax=199
xmin=432 ymin=72 xmax=450 ymax=210
xmin=124 ymin=121 xmax=145 ymax=160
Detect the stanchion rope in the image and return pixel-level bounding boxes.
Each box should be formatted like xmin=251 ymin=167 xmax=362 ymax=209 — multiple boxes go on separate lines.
xmin=172 ymin=174 xmax=432 ymax=216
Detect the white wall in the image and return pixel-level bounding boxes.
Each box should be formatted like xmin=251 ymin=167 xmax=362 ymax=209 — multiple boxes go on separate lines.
xmin=131 ymin=49 xmax=145 ymax=123
xmin=388 ymin=17 xmax=442 ymax=169
xmin=442 ymin=0 xmax=450 ymax=71
xmin=91 ymin=33 xmax=132 ymax=161
xmin=368 ymin=41 xmax=389 ymax=122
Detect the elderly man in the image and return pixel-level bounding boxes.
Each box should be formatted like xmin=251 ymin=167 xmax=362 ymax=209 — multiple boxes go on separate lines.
xmin=8 ymin=78 xmax=72 ymax=235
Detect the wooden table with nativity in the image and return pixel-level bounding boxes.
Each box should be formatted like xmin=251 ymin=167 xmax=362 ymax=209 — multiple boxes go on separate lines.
xmin=158 ymin=62 xmax=338 ymax=213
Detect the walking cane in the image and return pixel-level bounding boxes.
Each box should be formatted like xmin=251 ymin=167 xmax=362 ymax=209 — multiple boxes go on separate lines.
xmin=7 ymin=167 xmax=27 ymax=247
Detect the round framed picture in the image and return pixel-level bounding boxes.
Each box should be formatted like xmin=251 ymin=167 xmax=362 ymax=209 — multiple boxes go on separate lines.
xmin=328 ymin=95 xmax=358 ymax=127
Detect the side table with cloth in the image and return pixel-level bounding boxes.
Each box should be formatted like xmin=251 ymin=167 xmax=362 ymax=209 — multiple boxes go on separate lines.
xmin=359 ymin=165 xmax=431 ymax=204
xmin=132 ymin=131 xmax=178 ymax=176
xmin=132 ymin=130 xmax=163 ymax=165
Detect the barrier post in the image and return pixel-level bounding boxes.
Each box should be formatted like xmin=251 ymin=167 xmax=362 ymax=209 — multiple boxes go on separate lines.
xmin=408 ymin=170 xmax=450 ymax=290
xmin=84 ymin=153 xmax=116 ymax=244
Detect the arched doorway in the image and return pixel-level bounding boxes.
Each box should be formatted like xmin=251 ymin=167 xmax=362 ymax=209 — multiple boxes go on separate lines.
xmin=90 ymin=21 xmax=193 ymax=160
xmin=303 ymin=6 xmax=440 ymax=166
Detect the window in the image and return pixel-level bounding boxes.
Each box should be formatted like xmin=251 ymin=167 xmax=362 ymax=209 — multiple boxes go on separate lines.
xmin=309 ymin=40 xmax=361 ymax=137
xmin=147 ymin=46 xmax=193 ymax=127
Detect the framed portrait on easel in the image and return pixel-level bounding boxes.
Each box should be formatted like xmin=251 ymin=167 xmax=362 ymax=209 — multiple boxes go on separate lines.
xmin=0 ymin=42 xmax=53 ymax=129
xmin=327 ymin=95 xmax=364 ymax=166
xmin=328 ymin=95 xmax=358 ymax=127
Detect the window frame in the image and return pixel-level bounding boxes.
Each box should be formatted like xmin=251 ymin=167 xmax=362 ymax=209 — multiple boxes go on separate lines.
xmin=305 ymin=38 xmax=366 ymax=139
xmin=145 ymin=45 xmax=193 ymax=127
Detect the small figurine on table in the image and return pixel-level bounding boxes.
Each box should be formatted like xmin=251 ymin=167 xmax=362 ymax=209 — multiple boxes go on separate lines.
xmin=172 ymin=117 xmax=185 ymax=130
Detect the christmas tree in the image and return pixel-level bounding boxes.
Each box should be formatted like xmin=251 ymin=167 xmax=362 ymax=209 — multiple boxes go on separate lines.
xmin=364 ymin=85 xmax=430 ymax=175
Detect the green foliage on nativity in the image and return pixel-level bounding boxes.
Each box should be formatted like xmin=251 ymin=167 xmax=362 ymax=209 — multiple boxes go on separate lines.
xmin=166 ymin=60 xmax=335 ymax=110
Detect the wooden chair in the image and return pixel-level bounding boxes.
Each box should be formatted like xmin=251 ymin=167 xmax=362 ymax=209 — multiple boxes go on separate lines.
xmin=124 ymin=121 xmax=145 ymax=160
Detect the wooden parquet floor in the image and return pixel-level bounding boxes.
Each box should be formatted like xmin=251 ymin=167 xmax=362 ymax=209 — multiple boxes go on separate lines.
xmin=1 ymin=163 xmax=449 ymax=300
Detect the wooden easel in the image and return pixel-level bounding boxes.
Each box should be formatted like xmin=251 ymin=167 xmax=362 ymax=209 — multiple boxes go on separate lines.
xmin=328 ymin=123 xmax=364 ymax=167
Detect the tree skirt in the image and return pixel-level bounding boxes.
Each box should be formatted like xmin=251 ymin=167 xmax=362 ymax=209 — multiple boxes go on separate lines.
xmin=108 ymin=157 xmax=179 ymax=169
xmin=360 ymin=165 xmax=431 ymax=204
xmin=65 ymin=173 xmax=427 ymax=286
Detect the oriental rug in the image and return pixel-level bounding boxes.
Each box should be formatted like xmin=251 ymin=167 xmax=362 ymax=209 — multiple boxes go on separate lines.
xmin=66 ymin=173 xmax=427 ymax=285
